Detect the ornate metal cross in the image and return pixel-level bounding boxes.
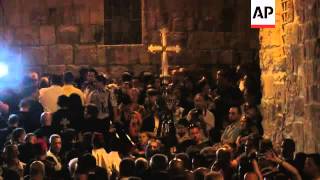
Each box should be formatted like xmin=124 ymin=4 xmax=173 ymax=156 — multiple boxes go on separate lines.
xmin=148 ymin=28 xmax=181 ymax=78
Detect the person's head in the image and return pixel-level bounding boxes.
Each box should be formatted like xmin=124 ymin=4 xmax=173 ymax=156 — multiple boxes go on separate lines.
xmin=194 ymin=93 xmax=206 ymax=110
xmin=216 ymin=69 xmax=228 ymax=87
xmin=29 ymin=161 xmax=45 ymax=179
xmin=63 ymin=71 xmax=74 ymax=84
xmin=92 ymin=132 xmax=105 ymax=149
xmin=57 ymin=95 xmax=69 ymax=108
xmin=3 ymin=144 xmax=19 ymax=161
xmin=193 ymin=167 xmax=209 ymax=180
xmin=138 ymin=132 xmax=150 ymax=146
xmin=175 ymin=153 xmax=192 ymax=170
xmin=244 ymin=172 xmax=259 ymax=180
xmin=50 ymin=74 xmax=63 ymax=86
xmin=84 ymin=104 xmax=99 ymax=119
xmin=197 ymin=77 xmax=210 ymax=95
xmin=40 ymin=112 xmax=52 ymax=127
xmin=304 ymin=153 xmax=320 ymax=178
xmin=69 ymin=93 xmax=82 ymax=109
xmin=189 ymin=125 xmax=202 ymax=144
xmin=86 ymin=68 xmax=97 ymax=82
xmin=228 ymin=106 xmax=242 ymax=122
xmin=146 ymin=139 xmax=162 ymax=159
xmin=120 ymin=158 xmax=136 ymax=177
xmin=147 ymin=88 xmax=158 ymax=105
xmin=77 ymin=153 xmax=97 ymax=172
xmin=7 ymin=114 xmax=20 ymax=128
xmin=19 ymin=98 xmax=31 ymax=112
xmin=150 ymin=154 xmax=168 ymax=171
xmin=29 ymin=71 xmax=39 ymax=85
xmin=135 ymin=157 xmax=149 ymax=176
xmin=129 ymin=112 xmax=142 ymax=138
xmin=25 ymin=133 xmax=37 ymax=144
xmin=39 ymin=76 xmax=50 ymax=89
xmin=281 ymin=139 xmax=295 ymax=160
xmin=49 ymin=134 xmax=62 ymax=153
xmin=176 ymin=119 xmax=189 ymax=137
xmin=215 ymin=147 xmax=231 ymax=166
xmin=11 ymin=128 xmax=26 ymax=144
xmin=205 ymin=171 xmax=224 ymax=180
xmin=168 ymin=158 xmax=185 ymax=173
xmin=95 ymin=75 xmax=106 ymax=89
xmin=128 ymin=88 xmax=140 ymax=104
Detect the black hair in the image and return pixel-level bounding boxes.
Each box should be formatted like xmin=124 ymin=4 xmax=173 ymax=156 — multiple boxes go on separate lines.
xmin=50 ymin=74 xmax=63 ymax=85
xmin=63 ymin=71 xmax=74 ymax=84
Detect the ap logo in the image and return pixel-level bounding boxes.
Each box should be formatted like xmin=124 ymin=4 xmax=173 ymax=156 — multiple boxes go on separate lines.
xmin=251 ymin=0 xmax=275 ymax=28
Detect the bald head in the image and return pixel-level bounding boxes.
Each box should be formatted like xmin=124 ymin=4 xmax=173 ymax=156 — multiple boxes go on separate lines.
xmin=40 ymin=112 xmax=52 ymax=127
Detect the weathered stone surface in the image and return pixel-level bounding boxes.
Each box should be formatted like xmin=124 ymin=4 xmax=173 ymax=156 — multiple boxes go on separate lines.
xmin=40 ymin=26 xmax=56 ymax=45
xmin=22 ymin=46 xmax=48 ymax=65
xmin=97 ymin=45 xmax=107 ymax=65
xmin=57 ymin=26 xmax=80 ymax=44
xmin=14 ymin=26 xmax=40 ymax=45
xmin=0 ymin=27 xmax=14 ymax=44
xmin=48 ymin=45 xmax=73 ymax=65
xmin=2 ymin=0 xmax=22 ymax=26
xmin=80 ymin=25 xmax=104 ymax=43
xmin=75 ymin=45 xmax=98 ymax=65
xmin=218 ymin=50 xmax=233 ymax=65
xmin=108 ymin=66 xmax=129 ymax=79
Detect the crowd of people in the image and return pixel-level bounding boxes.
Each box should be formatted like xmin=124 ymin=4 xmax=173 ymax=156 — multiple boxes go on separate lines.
xmin=0 ymin=65 xmax=318 ymax=180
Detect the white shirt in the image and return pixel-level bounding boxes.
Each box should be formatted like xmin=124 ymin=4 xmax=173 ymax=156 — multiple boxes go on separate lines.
xmin=39 ymin=85 xmax=64 ymax=113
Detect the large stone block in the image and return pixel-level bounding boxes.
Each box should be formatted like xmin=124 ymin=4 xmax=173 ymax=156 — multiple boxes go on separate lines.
xmin=57 ymin=25 xmax=80 ymax=44
xmin=74 ymin=4 xmax=90 ymax=25
xmin=107 ymin=66 xmax=129 ymax=79
xmin=106 ymin=45 xmax=141 ymax=65
xmin=45 ymin=65 xmax=66 ymax=74
xmin=48 ymin=45 xmax=73 ymax=65
xmin=0 ymin=27 xmax=14 ymax=44
xmin=97 ymin=45 xmax=107 ymax=66
xmin=132 ymin=65 xmax=157 ymax=77
xmin=80 ymin=25 xmax=104 ymax=43
xmin=2 ymin=0 xmax=22 ymax=26
xmin=188 ymin=32 xmax=225 ymax=49
xmin=21 ymin=0 xmax=47 ymax=25
xmin=218 ymin=50 xmax=234 ymax=65
xmin=40 ymin=26 xmax=56 ymax=45
xmin=75 ymin=45 xmax=98 ymax=65
xmin=90 ymin=9 xmax=104 ymax=25
xmin=22 ymin=46 xmax=48 ymax=65
xmin=14 ymin=26 xmax=40 ymax=45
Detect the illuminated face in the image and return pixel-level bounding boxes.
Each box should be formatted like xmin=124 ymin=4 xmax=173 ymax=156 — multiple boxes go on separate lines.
xmin=29 ymin=136 xmax=37 ymax=144
xmin=149 ymin=141 xmax=159 ymax=151
xmin=189 ymin=127 xmax=202 ymax=144
xmin=86 ymin=71 xmax=96 ymax=82
xmin=51 ymin=138 xmax=62 ymax=153
xmin=129 ymin=88 xmax=140 ymax=103
xmin=139 ymin=133 xmax=149 ymax=145
xmin=229 ymin=107 xmax=241 ymax=122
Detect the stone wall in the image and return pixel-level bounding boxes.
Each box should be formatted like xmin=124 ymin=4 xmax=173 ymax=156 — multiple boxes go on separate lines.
xmin=0 ymin=0 xmax=259 ymax=79
xmin=260 ymin=0 xmax=320 ymax=153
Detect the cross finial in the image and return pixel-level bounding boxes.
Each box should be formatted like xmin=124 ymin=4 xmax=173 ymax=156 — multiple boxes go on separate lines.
xmin=148 ymin=27 xmax=181 ymax=78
